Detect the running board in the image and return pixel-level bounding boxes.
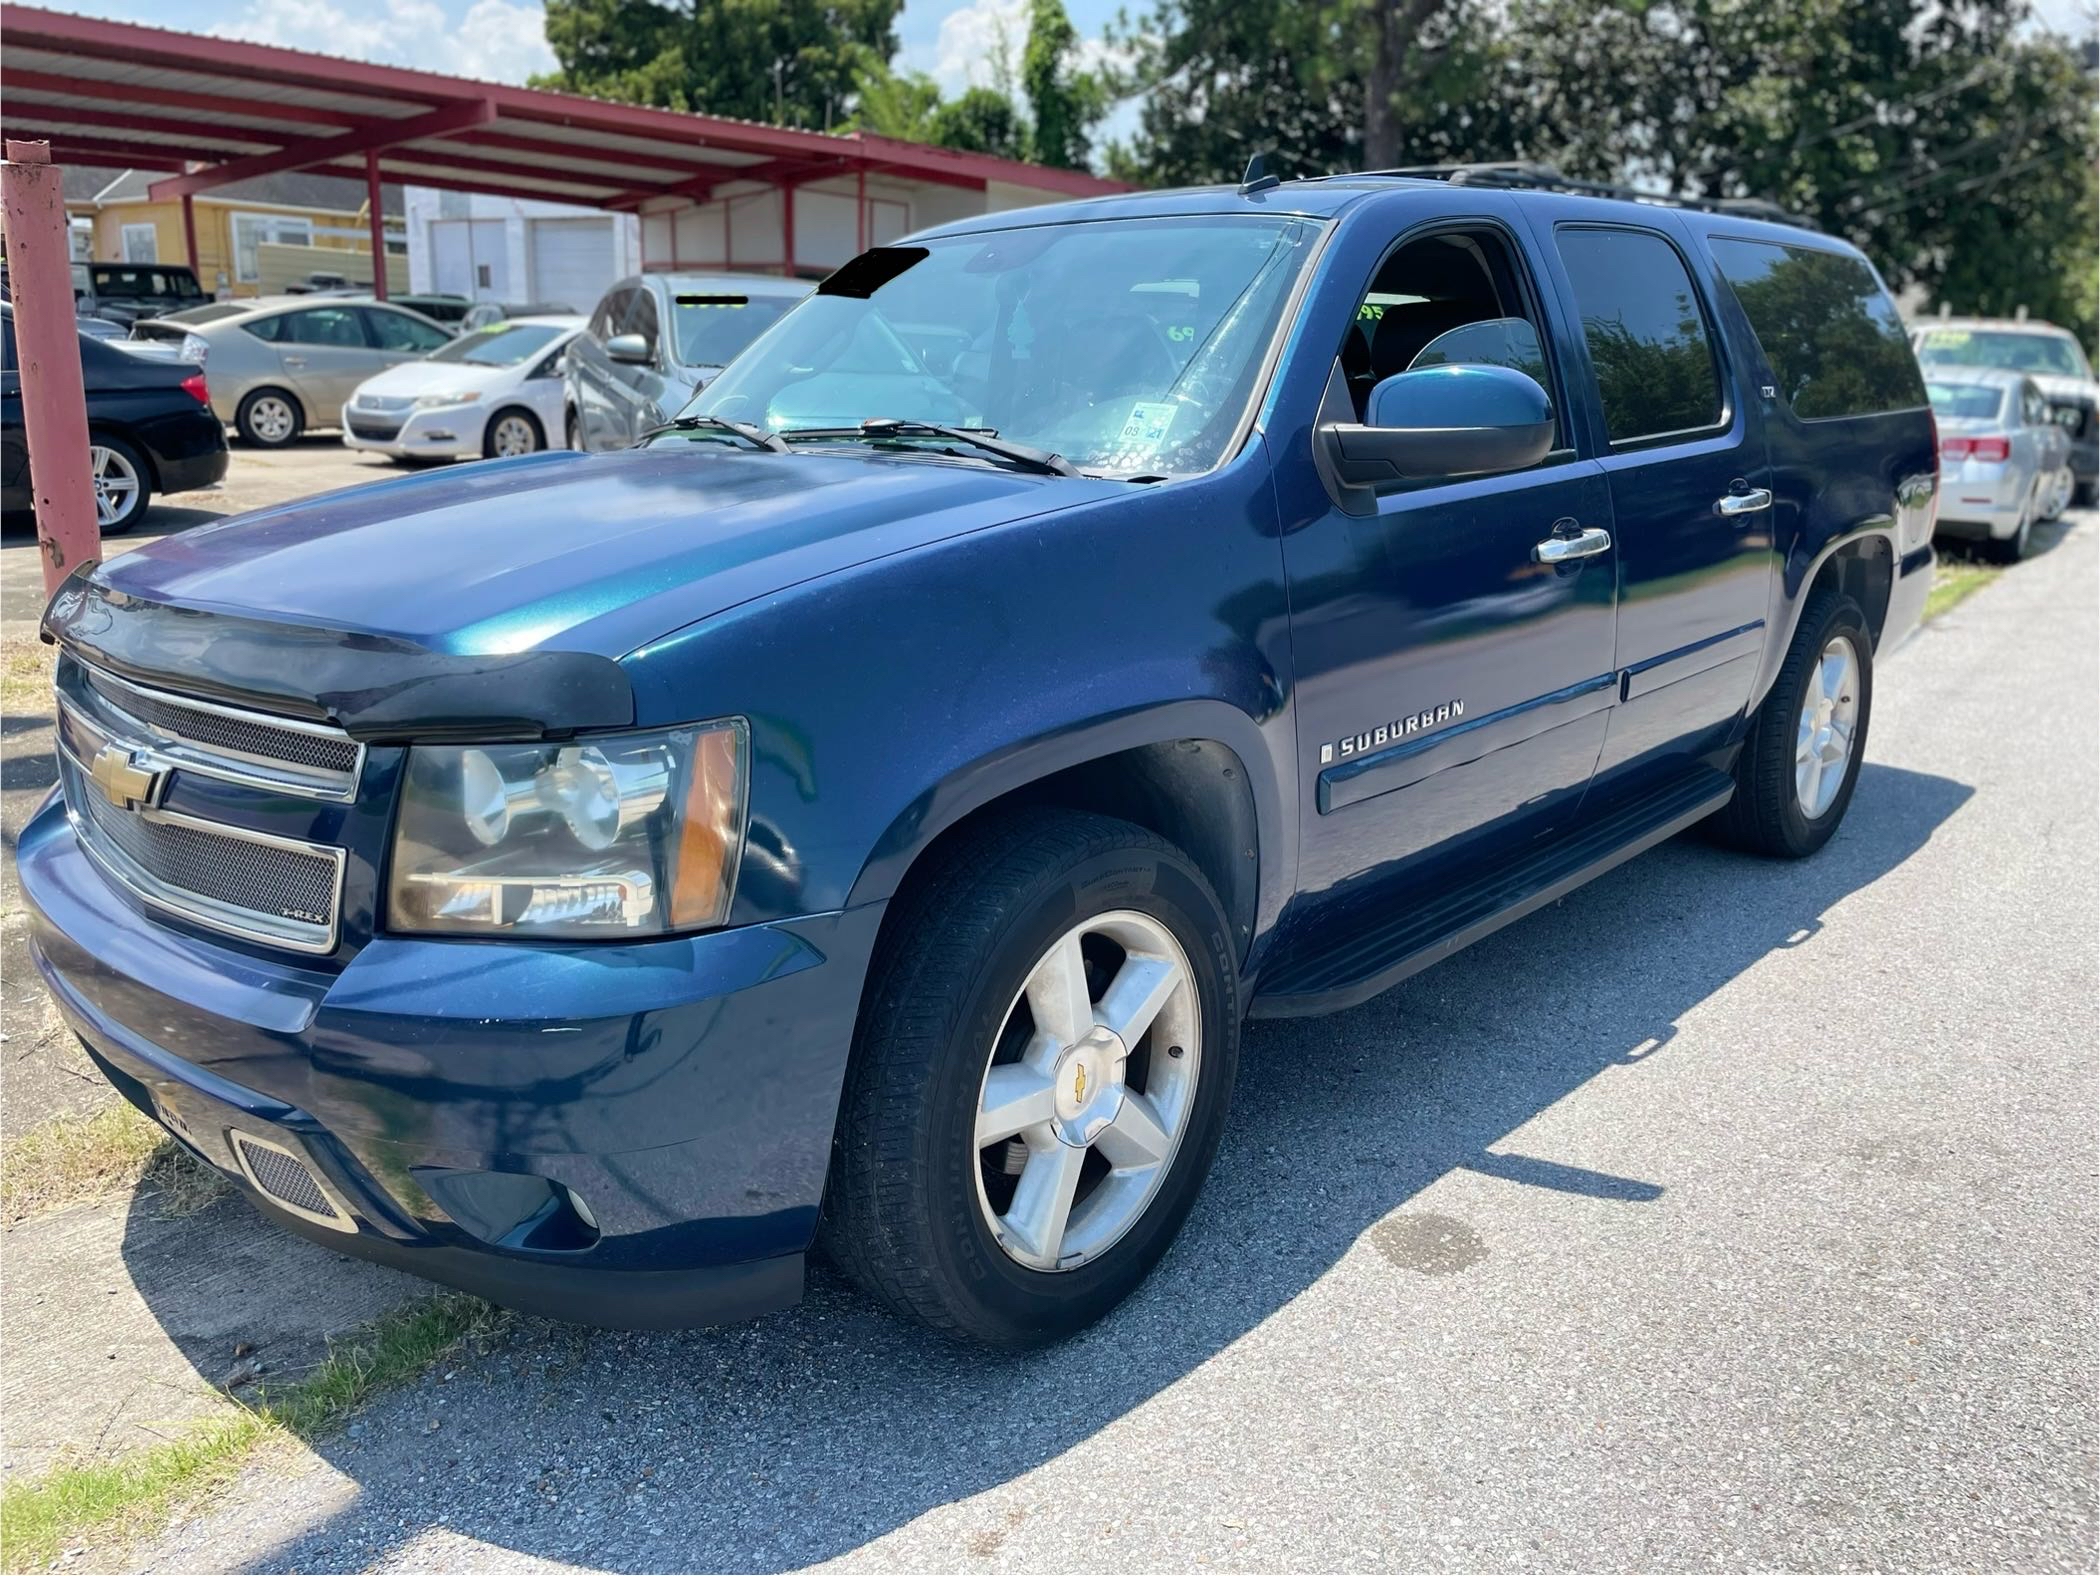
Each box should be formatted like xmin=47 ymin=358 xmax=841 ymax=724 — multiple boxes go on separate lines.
xmin=1250 ymin=766 xmax=1736 ymax=1019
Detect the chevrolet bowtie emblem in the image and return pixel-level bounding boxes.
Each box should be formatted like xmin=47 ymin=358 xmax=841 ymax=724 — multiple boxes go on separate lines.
xmin=1072 ymin=1064 xmax=1088 ymax=1100
xmin=89 ymin=744 xmax=163 ymax=811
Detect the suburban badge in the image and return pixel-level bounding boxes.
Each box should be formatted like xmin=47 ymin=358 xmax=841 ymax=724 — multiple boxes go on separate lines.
xmin=1320 ymin=700 xmax=1466 ymax=765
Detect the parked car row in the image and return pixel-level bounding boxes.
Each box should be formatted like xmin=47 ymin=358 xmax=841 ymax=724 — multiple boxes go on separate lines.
xmin=1912 ymin=315 xmax=2098 ymax=561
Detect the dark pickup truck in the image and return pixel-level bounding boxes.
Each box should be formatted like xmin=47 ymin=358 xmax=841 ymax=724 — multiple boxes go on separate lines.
xmin=22 ymin=170 xmax=1937 ymax=1347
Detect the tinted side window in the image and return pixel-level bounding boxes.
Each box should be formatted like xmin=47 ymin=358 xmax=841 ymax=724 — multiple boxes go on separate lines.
xmin=623 ymin=289 xmax=660 ymax=356
xmin=244 ymin=313 xmax=286 ymax=343
xmin=1556 ymin=228 xmax=1724 ymax=444
xmin=279 ymin=307 xmax=364 ymax=347
xmin=589 ymin=288 xmax=631 ymax=344
xmin=365 ymin=309 xmax=449 ymax=354
xmin=1709 ymin=239 xmax=1925 ymax=419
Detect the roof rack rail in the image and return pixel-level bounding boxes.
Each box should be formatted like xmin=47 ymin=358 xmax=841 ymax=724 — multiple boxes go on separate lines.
xmin=1342 ymin=162 xmax=1820 ymax=231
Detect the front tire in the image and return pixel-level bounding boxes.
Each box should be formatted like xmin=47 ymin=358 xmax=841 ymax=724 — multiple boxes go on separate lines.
xmin=1712 ymin=588 xmax=1872 ymax=859
xmin=484 ymin=407 xmax=545 ymax=459
xmin=823 ymin=809 xmax=1240 ymax=1347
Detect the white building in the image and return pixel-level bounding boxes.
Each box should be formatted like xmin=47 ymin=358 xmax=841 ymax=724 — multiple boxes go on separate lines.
xmin=405 ymin=189 xmax=642 ymax=313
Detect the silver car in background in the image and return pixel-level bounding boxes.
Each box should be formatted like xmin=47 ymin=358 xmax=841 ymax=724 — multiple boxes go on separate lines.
xmin=133 ymin=297 xmax=454 ymax=447
xmin=1927 ymin=368 xmax=2073 ymax=562
xmin=563 ymin=273 xmax=812 ymax=451
xmin=1914 ymin=317 xmax=2098 ymax=508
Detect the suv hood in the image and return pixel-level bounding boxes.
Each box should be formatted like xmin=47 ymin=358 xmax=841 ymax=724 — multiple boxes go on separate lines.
xmin=92 ymin=446 xmax=1123 ymax=662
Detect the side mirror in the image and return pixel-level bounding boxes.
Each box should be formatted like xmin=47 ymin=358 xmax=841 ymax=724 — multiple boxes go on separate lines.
xmin=606 ymin=332 xmax=651 ymax=366
xmin=1319 ymin=363 xmax=1556 ymax=492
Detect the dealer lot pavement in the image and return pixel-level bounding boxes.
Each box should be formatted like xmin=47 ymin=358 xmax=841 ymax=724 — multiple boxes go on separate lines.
xmin=73 ymin=514 xmax=2098 ymax=1570
xmin=3 ymin=489 xmax=2093 ymax=1569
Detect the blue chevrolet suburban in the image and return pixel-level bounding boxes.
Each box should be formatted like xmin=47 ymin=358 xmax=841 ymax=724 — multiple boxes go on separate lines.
xmin=22 ymin=169 xmax=1937 ymax=1347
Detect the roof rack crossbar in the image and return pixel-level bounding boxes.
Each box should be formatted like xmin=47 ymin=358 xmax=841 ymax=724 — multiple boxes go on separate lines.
xmin=1341 ymin=162 xmax=1820 ymax=230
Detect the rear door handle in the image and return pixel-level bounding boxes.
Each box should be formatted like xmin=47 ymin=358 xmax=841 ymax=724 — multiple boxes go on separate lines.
xmin=1534 ymin=525 xmax=1613 ymax=563
xmin=1716 ymin=487 xmax=1773 ymax=516
xmin=282 ymin=355 xmax=307 ymax=368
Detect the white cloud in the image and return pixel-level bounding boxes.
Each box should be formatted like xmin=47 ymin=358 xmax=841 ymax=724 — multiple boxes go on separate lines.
xmin=209 ymin=0 xmax=555 ymax=84
xmin=901 ymin=0 xmax=1028 ymax=97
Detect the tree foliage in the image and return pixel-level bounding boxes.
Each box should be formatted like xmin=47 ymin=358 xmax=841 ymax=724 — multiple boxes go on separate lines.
xmin=1021 ymin=0 xmax=1109 ymax=168
xmin=534 ymin=0 xmax=902 ymax=130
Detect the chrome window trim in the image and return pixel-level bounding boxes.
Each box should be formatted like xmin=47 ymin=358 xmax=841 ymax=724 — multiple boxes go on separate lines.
xmin=60 ymin=658 xmax=364 ymax=803
xmin=57 ymin=740 xmax=345 ymax=955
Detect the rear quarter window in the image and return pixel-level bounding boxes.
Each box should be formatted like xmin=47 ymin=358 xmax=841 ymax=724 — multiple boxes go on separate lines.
xmin=1709 ymin=239 xmax=1926 ymax=419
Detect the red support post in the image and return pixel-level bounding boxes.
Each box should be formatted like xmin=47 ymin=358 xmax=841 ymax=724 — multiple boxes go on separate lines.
xmin=181 ymin=192 xmax=200 ymax=280
xmin=781 ymin=182 xmax=795 ymax=279
xmin=856 ymin=166 xmax=866 ymax=252
xmin=364 ymin=150 xmax=387 ymax=301
xmin=1 ymin=140 xmax=99 ymax=596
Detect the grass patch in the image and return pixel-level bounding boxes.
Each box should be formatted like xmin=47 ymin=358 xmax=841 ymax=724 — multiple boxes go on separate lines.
xmin=0 ymin=634 xmax=56 ymax=723
xmin=1923 ymin=553 xmax=2004 ymax=622
xmin=0 ymin=1293 xmax=508 ymax=1572
xmin=0 ymin=1104 xmax=230 ymax=1225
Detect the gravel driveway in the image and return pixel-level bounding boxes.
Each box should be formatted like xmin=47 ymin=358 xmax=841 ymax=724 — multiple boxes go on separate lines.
xmin=64 ymin=515 xmax=2100 ymax=1571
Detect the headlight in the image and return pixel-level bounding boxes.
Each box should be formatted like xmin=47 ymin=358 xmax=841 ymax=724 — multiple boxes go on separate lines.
xmin=387 ymin=719 xmax=747 ymax=938
xmin=413 ymin=391 xmax=479 ymax=410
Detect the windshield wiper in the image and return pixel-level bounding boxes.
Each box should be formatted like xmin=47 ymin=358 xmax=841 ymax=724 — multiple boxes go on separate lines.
xmin=640 ymin=413 xmax=788 ymax=453
xmin=779 ymin=419 xmax=1081 ymax=478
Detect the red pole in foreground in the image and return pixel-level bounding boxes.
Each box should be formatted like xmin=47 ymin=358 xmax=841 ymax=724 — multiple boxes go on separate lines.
xmin=1 ymin=140 xmax=98 ymax=597
xmin=365 ymin=151 xmax=388 ymax=301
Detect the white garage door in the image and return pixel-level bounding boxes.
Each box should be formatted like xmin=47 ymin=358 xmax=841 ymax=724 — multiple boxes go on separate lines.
xmin=529 ymin=218 xmax=617 ymax=313
xmin=431 ymin=219 xmax=509 ymax=299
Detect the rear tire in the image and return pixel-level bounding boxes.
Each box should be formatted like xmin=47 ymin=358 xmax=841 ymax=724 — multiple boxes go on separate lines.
xmin=236 ymin=388 xmax=303 ymax=448
xmin=1711 ymin=588 xmax=1872 ymax=859
xmin=1986 ymin=495 xmax=2034 ymax=564
xmin=822 ymin=808 xmax=1240 ymax=1348
xmin=88 ymin=433 xmax=151 ymax=536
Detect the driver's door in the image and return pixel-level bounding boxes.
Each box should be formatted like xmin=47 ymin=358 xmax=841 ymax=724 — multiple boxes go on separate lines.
xmin=1283 ymin=215 xmax=1620 ymax=918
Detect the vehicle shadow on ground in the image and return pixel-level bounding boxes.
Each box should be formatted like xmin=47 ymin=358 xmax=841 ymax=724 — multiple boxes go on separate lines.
xmin=119 ymin=761 xmax=1972 ymax=1573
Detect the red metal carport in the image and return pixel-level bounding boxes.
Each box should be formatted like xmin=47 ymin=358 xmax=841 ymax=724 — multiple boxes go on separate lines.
xmin=0 ymin=3 xmax=1123 ymax=292
xmin=0 ymin=4 xmax=1124 ymax=588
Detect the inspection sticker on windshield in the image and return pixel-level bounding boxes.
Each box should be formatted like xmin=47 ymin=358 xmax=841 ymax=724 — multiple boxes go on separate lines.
xmin=1116 ymin=401 xmax=1178 ymax=451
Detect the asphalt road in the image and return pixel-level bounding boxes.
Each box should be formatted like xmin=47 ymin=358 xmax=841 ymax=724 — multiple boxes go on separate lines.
xmin=114 ymin=514 xmax=2097 ymax=1572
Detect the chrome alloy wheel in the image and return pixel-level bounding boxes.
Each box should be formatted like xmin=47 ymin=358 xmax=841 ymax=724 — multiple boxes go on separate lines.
xmin=1795 ymin=635 xmax=1860 ymax=818
xmin=972 ymin=911 xmax=1202 ymax=1272
xmin=247 ymin=394 xmax=295 ymax=443
xmin=89 ymin=444 xmax=141 ymax=528
xmin=489 ymin=413 xmax=537 ymax=457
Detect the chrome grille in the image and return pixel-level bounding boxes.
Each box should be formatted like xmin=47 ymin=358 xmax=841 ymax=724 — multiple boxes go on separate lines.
xmin=231 ymin=1133 xmax=353 ymax=1230
xmin=61 ymin=758 xmax=344 ymax=952
xmin=61 ymin=657 xmax=363 ymax=801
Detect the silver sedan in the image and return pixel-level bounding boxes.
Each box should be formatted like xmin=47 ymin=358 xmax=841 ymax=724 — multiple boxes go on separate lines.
xmin=1927 ymin=369 xmax=2074 ymax=562
xmin=132 ymin=298 xmax=453 ymax=448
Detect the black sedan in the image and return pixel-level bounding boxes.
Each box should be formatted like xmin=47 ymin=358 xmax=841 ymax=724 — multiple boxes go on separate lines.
xmin=1 ymin=303 xmax=228 ymax=535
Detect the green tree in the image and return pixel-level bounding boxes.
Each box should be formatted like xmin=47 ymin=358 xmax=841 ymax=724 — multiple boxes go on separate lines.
xmin=1022 ymin=0 xmax=1108 ymax=168
xmin=931 ymin=87 xmax=1028 ymax=160
xmin=534 ymin=0 xmax=903 ymax=131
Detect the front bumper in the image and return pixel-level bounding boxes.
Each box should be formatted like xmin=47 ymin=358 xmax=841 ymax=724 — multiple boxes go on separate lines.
xmin=342 ymin=404 xmax=489 ymax=460
xmin=19 ymin=791 xmax=884 ymax=1329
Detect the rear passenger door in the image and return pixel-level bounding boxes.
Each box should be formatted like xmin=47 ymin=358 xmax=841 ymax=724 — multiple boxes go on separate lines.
xmin=1538 ymin=220 xmax=1775 ymax=793
xmin=271 ymin=305 xmax=379 ymax=427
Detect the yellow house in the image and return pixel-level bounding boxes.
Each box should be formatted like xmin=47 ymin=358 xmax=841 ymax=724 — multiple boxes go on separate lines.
xmin=67 ymin=167 xmax=407 ymax=298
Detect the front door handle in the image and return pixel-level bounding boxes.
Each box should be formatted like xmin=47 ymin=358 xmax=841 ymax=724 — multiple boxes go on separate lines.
xmin=1534 ymin=525 xmax=1613 ymax=564
xmin=1716 ymin=487 xmax=1774 ymax=516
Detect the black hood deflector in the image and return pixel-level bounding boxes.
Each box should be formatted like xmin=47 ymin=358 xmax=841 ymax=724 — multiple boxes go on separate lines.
xmin=42 ymin=570 xmax=633 ymax=743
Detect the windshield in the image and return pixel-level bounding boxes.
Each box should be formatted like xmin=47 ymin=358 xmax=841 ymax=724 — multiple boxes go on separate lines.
xmin=90 ymin=266 xmax=202 ymax=300
xmin=1916 ymin=327 xmax=2090 ymax=380
xmin=689 ymin=215 xmax=1324 ymax=476
xmin=671 ymin=294 xmax=800 ymax=369
xmin=1926 ymin=381 xmax=2005 ymax=421
xmin=429 ymin=322 xmax=566 ymax=366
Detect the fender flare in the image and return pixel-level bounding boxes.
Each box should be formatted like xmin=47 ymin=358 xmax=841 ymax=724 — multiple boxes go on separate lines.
xmin=1750 ymin=516 xmax=1897 ymax=711
xmin=843 ymin=696 xmax=1291 ymax=958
